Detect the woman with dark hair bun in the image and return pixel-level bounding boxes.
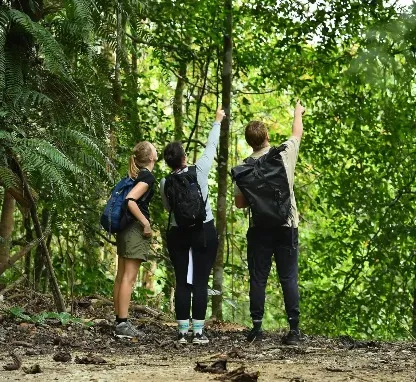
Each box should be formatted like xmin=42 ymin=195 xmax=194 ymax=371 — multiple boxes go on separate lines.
xmin=160 ymin=108 xmax=225 ymax=344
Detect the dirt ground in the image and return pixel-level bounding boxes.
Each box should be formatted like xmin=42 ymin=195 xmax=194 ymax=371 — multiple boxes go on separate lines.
xmin=0 ymin=290 xmax=415 ymax=382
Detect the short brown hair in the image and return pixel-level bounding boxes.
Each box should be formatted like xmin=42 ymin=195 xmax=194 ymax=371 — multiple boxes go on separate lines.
xmin=245 ymin=121 xmax=268 ymax=150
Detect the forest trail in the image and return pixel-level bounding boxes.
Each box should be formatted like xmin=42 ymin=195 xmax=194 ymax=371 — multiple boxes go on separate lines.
xmin=0 ymin=315 xmax=415 ymax=381
xmin=1 ymin=339 xmax=415 ymax=381
xmin=0 ymin=291 xmax=415 ymax=381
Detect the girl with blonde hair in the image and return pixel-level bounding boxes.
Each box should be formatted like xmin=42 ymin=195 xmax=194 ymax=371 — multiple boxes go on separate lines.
xmin=113 ymin=141 xmax=158 ymax=338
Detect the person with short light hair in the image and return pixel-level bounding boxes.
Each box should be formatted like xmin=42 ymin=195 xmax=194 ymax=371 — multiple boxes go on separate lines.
xmin=235 ymin=101 xmax=305 ymax=345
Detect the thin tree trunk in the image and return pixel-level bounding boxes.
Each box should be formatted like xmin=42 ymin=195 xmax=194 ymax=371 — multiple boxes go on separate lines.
xmin=0 ymin=191 xmax=16 ymax=265
xmin=212 ymin=0 xmax=232 ymax=320
xmin=14 ymin=160 xmax=66 ymax=312
xmin=23 ymin=214 xmax=32 ymax=286
xmin=413 ymin=287 xmax=416 ymax=337
xmin=109 ymin=2 xmax=123 ymax=161
xmin=413 ymin=260 xmax=416 ymax=337
xmin=130 ymin=28 xmax=141 ymax=139
xmin=34 ymin=209 xmax=49 ymax=289
xmin=0 ymin=237 xmax=40 ymax=276
xmin=114 ymin=3 xmax=122 ymax=109
xmin=174 ymin=61 xmax=187 ymax=141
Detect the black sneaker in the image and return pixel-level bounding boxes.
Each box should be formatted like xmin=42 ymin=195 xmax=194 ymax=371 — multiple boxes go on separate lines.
xmin=247 ymin=327 xmax=263 ymax=342
xmin=282 ymin=329 xmax=301 ymax=345
xmin=192 ymin=332 xmax=209 ymax=344
xmin=177 ymin=332 xmax=189 ymax=344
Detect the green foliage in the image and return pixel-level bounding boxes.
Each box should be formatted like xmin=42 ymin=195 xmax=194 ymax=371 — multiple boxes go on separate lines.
xmin=0 ymin=0 xmax=415 ymax=341
xmin=7 ymin=307 xmax=93 ymax=327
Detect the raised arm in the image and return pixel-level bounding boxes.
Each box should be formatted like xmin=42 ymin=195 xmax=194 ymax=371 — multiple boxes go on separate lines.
xmin=292 ymin=100 xmax=305 ymax=140
xmin=195 ymin=108 xmax=226 ymax=175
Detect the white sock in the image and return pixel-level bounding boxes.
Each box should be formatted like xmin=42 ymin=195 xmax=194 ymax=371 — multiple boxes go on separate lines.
xmin=192 ymin=319 xmax=204 ymax=335
xmin=177 ymin=319 xmax=189 ymax=335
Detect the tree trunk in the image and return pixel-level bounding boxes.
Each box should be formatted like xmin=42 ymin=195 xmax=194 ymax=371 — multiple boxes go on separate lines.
xmin=114 ymin=3 xmax=123 ymax=109
xmin=0 ymin=237 xmax=40 ymax=276
xmin=413 ymin=287 xmax=416 ymax=337
xmin=130 ymin=28 xmax=141 ymax=139
xmin=413 ymin=260 xmax=416 ymax=337
xmin=0 ymin=191 xmax=15 ymax=266
xmin=174 ymin=61 xmax=187 ymax=141
xmin=34 ymin=209 xmax=49 ymax=289
xmin=109 ymin=2 xmax=123 ymax=161
xmin=14 ymin=161 xmax=66 ymax=312
xmin=212 ymin=0 xmax=232 ymax=320
xmin=23 ymin=214 xmax=32 ymax=285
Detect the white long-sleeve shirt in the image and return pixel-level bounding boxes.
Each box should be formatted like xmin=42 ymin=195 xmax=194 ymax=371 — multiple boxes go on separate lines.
xmin=160 ymin=121 xmax=221 ymax=226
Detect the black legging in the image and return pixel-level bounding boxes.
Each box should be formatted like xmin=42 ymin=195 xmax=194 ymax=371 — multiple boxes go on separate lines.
xmin=167 ymin=220 xmax=218 ymax=320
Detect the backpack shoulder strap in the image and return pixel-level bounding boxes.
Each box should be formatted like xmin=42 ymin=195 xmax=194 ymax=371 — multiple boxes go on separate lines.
xmin=188 ymin=165 xmax=197 ymax=176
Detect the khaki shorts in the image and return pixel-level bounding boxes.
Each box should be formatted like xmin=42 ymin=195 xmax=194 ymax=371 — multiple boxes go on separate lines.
xmin=116 ymin=221 xmax=150 ymax=261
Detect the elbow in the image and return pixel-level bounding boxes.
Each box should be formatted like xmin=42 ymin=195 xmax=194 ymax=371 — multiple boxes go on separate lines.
xmin=234 ymin=197 xmax=247 ymax=209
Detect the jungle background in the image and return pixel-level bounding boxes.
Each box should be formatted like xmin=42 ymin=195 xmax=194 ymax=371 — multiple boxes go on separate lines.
xmin=0 ymin=0 xmax=415 ymax=341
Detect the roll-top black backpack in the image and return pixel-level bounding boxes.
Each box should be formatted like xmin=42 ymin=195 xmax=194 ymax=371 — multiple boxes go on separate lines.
xmin=164 ymin=165 xmax=207 ymax=227
xmin=231 ymin=145 xmax=292 ymax=227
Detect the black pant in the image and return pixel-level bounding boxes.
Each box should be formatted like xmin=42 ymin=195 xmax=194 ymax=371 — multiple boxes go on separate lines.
xmin=247 ymin=226 xmax=300 ymax=329
xmin=167 ymin=220 xmax=218 ymax=320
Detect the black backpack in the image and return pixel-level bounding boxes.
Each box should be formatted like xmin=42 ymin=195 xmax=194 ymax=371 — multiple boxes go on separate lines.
xmin=164 ymin=165 xmax=207 ymax=227
xmin=231 ymin=145 xmax=292 ymax=227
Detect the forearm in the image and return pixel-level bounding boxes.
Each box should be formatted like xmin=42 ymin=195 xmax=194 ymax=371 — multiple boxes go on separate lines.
xmin=127 ymin=201 xmax=149 ymax=226
xmin=195 ymin=121 xmax=221 ymax=174
xmin=292 ymin=112 xmax=303 ymax=139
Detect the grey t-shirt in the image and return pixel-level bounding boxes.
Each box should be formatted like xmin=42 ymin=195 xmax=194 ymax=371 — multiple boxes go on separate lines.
xmin=160 ymin=121 xmax=221 ymax=226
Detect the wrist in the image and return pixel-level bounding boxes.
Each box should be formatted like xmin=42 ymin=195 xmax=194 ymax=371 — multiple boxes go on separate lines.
xmin=214 ymin=119 xmax=222 ymax=124
xmin=294 ymin=111 xmax=303 ymax=118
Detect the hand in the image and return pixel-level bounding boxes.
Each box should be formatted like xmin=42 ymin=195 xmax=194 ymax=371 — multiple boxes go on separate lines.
xmin=294 ymin=100 xmax=305 ymax=117
xmin=143 ymin=222 xmax=152 ymax=238
xmin=215 ymin=108 xmax=226 ymax=123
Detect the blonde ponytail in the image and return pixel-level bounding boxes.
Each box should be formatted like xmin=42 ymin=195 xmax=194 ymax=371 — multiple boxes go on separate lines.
xmin=128 ymin=141 xmax=153 ymax=179
xmin=128 ymin=154 xmax=140 ymax=179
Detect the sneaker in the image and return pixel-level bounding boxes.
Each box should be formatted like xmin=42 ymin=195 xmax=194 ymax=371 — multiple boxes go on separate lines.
xmin=177 ymin=332 xmax=189 ymax=344
xmin=282 ymin=329 xmax=301 ymax=345
xmin=192 ymin=332 xmax=209 ymax=344
xmin=247 ymin=327 xmax=263 ymax=342
xmin=114 ymin=321 xmax=140 ymax=339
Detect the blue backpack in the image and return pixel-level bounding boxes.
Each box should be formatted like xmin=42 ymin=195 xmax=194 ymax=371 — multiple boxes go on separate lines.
xmin=101 ymin=177 xmax=145 ymax=234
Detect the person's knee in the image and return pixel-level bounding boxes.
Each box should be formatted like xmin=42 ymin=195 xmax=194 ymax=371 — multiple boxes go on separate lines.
xmin=121 ymin=272 xmax=138 ymax=286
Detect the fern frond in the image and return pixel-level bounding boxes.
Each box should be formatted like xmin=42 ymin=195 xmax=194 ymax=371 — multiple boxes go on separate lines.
xmin=9 ymin=9 xmax=68 ymax=76
xmin=0 ymin=6 xmax=9 ymax=95
xmin=4 ymin=50 xmax=23 ymax=103
xmin=0 ymin=130 xmax=16 ymax=143
xmin=0 ymin=166 xmax=19 ymax=189
xmin=14 ymin=89 xmax=53 ymax=109
xmin=63 ymin=129 xmax=107 ymax=160
xmin=23 ymin=138 xmax=81 ymax=176
xmin=74 ymin=151 xmax=107 ymax=177
xmin=20 ymin=150 xmax=70 ymax=197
